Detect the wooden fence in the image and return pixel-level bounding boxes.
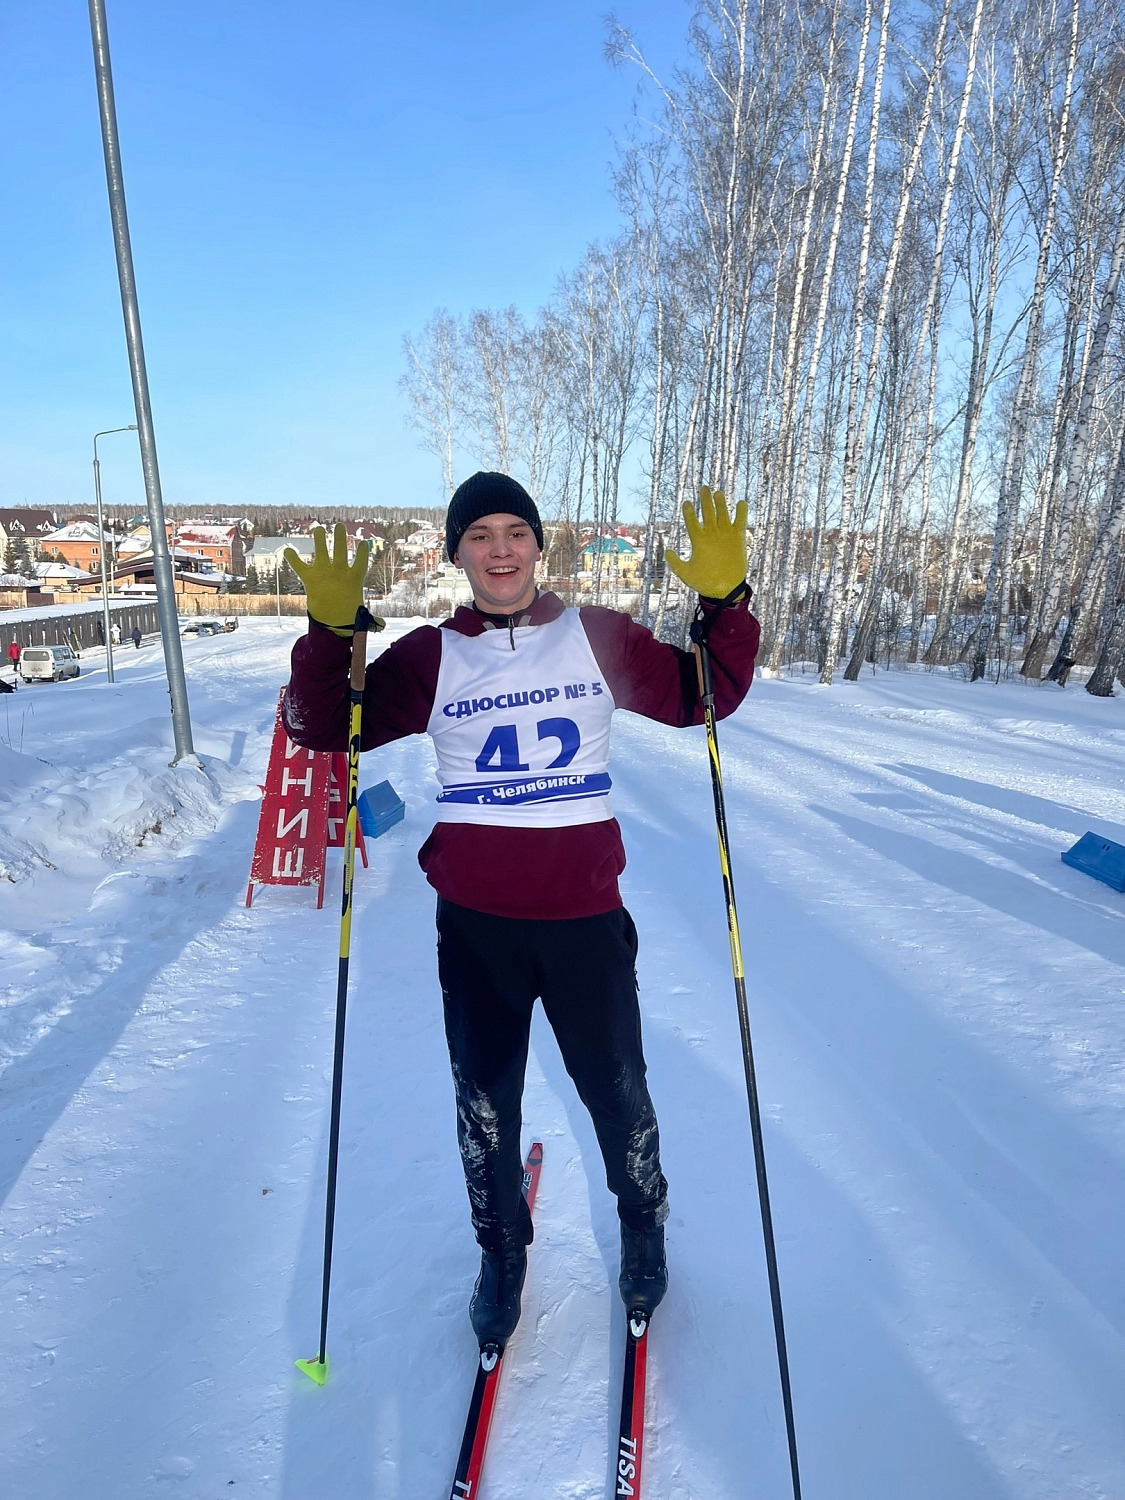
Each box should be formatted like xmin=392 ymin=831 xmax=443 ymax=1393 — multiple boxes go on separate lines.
xmin=0 ymin=600 xmax=160 ymax=655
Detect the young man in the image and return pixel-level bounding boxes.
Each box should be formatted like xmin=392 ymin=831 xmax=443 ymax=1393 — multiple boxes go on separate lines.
xmin=283 ymin=471 xmax=758 ymax=1350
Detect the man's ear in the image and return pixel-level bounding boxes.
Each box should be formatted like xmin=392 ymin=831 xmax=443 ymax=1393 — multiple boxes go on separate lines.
xmin=452 ymin=551 xmax=460 ymax=569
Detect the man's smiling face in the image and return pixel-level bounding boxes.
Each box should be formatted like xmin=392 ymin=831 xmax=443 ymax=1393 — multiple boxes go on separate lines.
xmin=454 ymin=512 xmax=541 ymax=614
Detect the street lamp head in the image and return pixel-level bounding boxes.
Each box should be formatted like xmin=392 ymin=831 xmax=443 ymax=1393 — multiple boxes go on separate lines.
xmin=94 ymin=423 xmax=139 ymax=448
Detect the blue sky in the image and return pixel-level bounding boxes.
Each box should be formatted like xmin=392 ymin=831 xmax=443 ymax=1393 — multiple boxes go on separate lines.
xmin=0 ymin=1 xmax=690 ymax=520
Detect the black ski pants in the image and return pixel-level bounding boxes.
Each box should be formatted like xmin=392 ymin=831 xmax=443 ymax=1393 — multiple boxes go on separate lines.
xmin=436 ymin=898 xmax=668 ymax=1252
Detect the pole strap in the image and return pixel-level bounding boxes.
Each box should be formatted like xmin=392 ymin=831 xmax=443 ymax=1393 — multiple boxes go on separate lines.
xmin=689 ymin=580 xmax=753 ymax=648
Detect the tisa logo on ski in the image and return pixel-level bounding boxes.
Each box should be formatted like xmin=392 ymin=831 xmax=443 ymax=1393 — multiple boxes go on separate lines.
xmin=617 ymin=1434 xmax=639 ymax=1496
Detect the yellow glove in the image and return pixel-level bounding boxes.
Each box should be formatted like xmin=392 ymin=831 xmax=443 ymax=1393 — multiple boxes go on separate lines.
xmin=664 ymin=487 xmax=748 ymax=600
xmin=285 ymin=524 xmax=381 ymax=638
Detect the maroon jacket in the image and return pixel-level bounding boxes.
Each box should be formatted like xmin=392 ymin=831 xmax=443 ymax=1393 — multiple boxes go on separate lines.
xmin=283 ymin=590 xmax=759 ymax=920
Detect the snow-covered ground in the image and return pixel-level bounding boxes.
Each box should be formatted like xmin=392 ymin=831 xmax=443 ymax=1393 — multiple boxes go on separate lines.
xmin=1 ymin=618 xmax=1123 ymax=1500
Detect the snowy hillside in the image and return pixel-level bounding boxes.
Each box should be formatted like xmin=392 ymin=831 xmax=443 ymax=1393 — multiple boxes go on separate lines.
xmin=1 ymin=619 xmax=1123 ymax=1499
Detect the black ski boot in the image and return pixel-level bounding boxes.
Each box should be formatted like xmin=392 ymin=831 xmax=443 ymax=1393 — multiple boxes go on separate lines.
xmin=469 ymin=1242 xmax=528 ymax=1350
xmin=619 ymin=1223 xmax=667 ymax=1317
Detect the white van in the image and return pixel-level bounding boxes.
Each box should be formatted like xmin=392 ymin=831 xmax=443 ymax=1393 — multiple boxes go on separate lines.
xmin=20 ymin=645 xmax=80 ymax=683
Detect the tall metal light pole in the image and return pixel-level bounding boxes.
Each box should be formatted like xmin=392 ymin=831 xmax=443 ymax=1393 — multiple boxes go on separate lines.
xmin=93 ymin=423 xmax=136 ymax=683
xmin=88 ymin=0 xmax=196 ymax=764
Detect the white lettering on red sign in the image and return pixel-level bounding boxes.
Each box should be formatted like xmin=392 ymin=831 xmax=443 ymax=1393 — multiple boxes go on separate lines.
xmin=276 ymin=807 xmax=310 ymax=840
xmin=272 ymin=845 xmax=305 ymax=878
xmin=281 ymin=765 xmax=315 ymax=796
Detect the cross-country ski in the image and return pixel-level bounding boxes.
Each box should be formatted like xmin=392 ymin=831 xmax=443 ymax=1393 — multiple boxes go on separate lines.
xmin=448 ymin=1142 xmax=543 ymax=1500
xmin=615 ymin=1312 xmax=649 ymax=1499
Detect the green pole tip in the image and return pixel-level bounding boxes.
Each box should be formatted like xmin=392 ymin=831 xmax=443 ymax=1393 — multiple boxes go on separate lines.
xmin=295 ymin=1355 xmax=329 ymax=1385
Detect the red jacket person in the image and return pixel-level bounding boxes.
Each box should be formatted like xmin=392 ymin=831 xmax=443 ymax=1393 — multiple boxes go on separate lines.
xmin=282 ymin=472 xmax=758 ymax=1350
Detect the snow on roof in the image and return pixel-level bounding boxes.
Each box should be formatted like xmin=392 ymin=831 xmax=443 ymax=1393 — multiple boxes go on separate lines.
xmin=34 ymin=561 xmax=97 ymax=580
xmin=247 ymin=536 xmax=313 ymax=554
xmin=0 ymin=596 xmax=154 ymax=625
xmin=175 ymin=524 xmax=238 ymax=543
xmin=43 ymin=521 xmax=105 ymax=543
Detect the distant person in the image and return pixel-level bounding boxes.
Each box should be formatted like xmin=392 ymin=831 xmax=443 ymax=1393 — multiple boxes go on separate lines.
xmin=110 ymin=623 xmax=122 ymax=646
xmin=131 ymin=626 xmax=142 ymax=649
xmin=6 ymin=639 xmax=19 ymax=666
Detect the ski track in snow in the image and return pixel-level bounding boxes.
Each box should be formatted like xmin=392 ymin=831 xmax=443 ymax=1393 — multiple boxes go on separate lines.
xmin=1 ymin=624 xmax=1123 ymax=1499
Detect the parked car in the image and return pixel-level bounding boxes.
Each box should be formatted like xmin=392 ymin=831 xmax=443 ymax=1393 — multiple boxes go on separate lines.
xmin=20 ymin=645 xmax=80 ymax=683
xmin=180 ymin=620 xmax=222 ymax=637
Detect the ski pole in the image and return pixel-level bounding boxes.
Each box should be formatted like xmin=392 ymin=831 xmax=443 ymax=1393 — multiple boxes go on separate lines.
xmin=297 ymin=603 xmax=377 ymax=1386
xmin=691 ymin=611 xmax=803 ymax=1500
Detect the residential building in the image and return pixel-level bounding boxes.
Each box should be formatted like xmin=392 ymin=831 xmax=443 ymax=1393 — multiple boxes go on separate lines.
xmin=174 ymin=523 xmax=245 ymax=575
xmin=111 ymin=546 xmax=225 ymax=598
xmin=580 ymin=534 xmax=641 ymax=580
xmin=40 ymin=521 xmax=110 ymax=573
xmin=0 ymin=508 xmax=58 ymax=561
xmin=340 ymin=520 xmax=386 ymax=550
xmin=32 ymin=560 xmax=100 ymax=592
xmin=244 ymin=536 xmax=314 ymax=575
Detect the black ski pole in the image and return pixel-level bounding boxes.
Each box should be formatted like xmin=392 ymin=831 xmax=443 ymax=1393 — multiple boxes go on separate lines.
xmin=691 ymin=608 xmax=803 ymax=1500
xmin=297 ymin=604 xmax=376 ymax=1385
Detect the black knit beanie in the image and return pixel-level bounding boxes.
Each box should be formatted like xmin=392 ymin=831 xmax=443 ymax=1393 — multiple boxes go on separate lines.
xmin=445 ymin=472 xmax=543 ymax=561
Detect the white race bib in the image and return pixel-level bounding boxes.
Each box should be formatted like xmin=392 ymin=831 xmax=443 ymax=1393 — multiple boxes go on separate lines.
xmin=427 ymin=609 xmax=616 ymax=827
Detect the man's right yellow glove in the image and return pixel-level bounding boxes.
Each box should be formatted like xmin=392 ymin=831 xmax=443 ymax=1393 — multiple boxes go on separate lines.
xmin=285 ymin=524 xmax=375 ymax=638
xmin=664 ymin=486 xmax=748 ymax=600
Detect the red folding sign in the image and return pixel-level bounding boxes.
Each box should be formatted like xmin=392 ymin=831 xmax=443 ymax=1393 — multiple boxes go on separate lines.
xmin=246 ymin=692 xmax=366 ymax=909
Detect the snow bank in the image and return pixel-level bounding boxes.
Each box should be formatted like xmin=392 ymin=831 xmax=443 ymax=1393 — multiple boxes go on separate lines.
xmin=0 ymin=740 xmax=254 ymax=882
xmin=1 ymin=623 xmax=1124 ymax=1500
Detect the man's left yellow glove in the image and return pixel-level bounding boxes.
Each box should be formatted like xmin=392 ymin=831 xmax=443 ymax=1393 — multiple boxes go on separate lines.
xmin=285 ymin=524 xmax=383 ymax=638
xmin=664 ymin=487 xmax=748 ymax=600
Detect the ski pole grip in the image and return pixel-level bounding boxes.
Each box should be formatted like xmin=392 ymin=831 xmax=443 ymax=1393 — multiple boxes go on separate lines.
xmin=693 ymin=639 xmax=715 ymax=706
xmin=349 ymin=605 xmax=376 ymax=692
xmin=689 ymin=602 xmax=718 ymax=707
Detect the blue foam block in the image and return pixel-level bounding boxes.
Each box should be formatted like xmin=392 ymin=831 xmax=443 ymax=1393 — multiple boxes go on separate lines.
xmin=357 ymin=780 xmax=405 ymax=839
xmin=1061 ymin=832 xmax=1125 ymax=893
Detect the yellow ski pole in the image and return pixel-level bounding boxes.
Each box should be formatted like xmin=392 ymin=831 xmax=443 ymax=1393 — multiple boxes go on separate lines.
xmin=691 ymin=611 xmax=802 ymax=1500
xmin=297 ymin=604 xmax=378 ymax=1385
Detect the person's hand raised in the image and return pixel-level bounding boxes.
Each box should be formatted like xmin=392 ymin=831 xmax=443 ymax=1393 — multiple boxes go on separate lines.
xmin=664 ymin=487 xmax=748 ymax=601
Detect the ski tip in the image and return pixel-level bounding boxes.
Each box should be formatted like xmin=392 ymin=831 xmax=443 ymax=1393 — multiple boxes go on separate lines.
xmin=295 ymin=1355 xmax=329 ymax=1385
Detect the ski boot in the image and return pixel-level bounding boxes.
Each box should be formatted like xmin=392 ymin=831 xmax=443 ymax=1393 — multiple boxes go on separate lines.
xmin=619 ymin=1222 xmax=667 ymax=1317
xmin=469 ymin=1242 xmax=528 ymax=1350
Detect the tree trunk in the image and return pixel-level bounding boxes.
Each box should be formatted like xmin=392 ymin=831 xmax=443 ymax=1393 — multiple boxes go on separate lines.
xmin=1085 ymin=593 xmax=1125 ymax=696
xmin=973 ymin=0 xmax=1079 ymax=680
xmin=1023 ymin=196 xmax=1125 ymax=676
xmin=1047 ymin=398 xmax=1125 ymax=678
xmin=821 ymin=0 xmax=954 ymax=683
